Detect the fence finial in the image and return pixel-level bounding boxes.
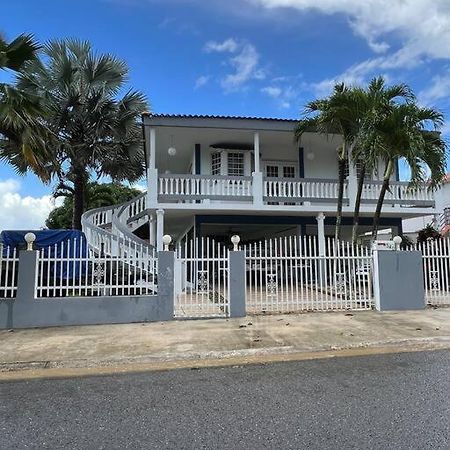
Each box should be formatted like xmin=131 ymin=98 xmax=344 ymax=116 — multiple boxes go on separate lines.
xmin=393 ymin=235 xmax=402 ymax=251
xmin=24 ymin=233 xmax=36 ymax=251
xmin=162 ymin=234 xmax=172 ymax=251
xmin=231 ymin=234 xmax=240 ymax=251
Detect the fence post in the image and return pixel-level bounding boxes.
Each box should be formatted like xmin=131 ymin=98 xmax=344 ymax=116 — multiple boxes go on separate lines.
xmin=229 ymin=250 xmax=246 ymax=318
xmin=157 ymin=250 xmax=175 ymax=320
xmin=16 ymin=250 xmax=39 ymax=303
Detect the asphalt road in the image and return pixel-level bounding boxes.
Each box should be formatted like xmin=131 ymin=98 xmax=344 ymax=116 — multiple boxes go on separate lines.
xmin=1 ymin=350 xmax=450 ymax=449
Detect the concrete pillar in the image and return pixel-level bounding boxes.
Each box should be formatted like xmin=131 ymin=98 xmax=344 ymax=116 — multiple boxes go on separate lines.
xmin=16 ymin=250 xmax=38 ymax=302
xmin=157 ymin=251 xmax=175 ymax=320
xmin=347 ymin=146 xmax=357 ymax=208
xmin=254 ymin=132 xmax=260 ymax=173
xmin=156 ymin=209 xmax=165 ymax=251
xmin=149 ymin=214 xmax=156 ymax=247
xmin=252 ymin=172 xmax=263 ymax=205
xmin=229 ymin=251 xmax=246 ymax=318
xmin=316 ymin=212 xmax=326 ymax=256
xmin=149 ymin=127 xmax=156 ymax=169
xmin=147 ymin=168 xmax=158 ymax=207
xmin=372 ymin=249 xmax=425 ymax=311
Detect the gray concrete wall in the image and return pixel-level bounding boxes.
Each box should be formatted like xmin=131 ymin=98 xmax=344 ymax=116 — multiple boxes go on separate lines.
xmin=0 ymin=251 xmax=174 ymax=329
xmin=373 ymin=250 xmax=425 ymax=311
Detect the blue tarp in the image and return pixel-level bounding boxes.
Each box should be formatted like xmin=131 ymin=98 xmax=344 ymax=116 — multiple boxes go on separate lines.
xmin=0 ymin=230 xmax=88 ymax=280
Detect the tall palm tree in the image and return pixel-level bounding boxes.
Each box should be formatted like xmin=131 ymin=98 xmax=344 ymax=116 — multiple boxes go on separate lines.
xmin=0 ymin=33 xmax=49 ymax=179
xmin=370 ymin=103 xmax=447 ymax=238
xmin=350 ymin=77 xmax=414 ymax=243
xmin=296 ymin=83 xmax=358 ymax=240
xmin=12 ymin=39 xmax=148 ymax=229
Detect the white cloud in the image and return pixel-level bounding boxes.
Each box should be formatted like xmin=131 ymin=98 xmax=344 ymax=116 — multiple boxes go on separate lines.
xmin=203 ymin=38 xmax=265 ymax=91
xmin=0 ymin=179 xmax=60 ymax=231
xmin=204 ymin=38 xmax=239 ymax=53
xmin=194 ymin=75 xmax=210 ymax=89
xmin=261 ymin=86 xmax=282 ymax=98
xmin=419 ymin=70 xmax=450 ymax=105
xmin=252 ymin=1 xmax=450 ymax=62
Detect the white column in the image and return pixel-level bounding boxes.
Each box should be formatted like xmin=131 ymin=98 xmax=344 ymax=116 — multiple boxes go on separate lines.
xmin=316 ymin=212 xmax=326 ymax=256
xmin=149 ymin=214 xmax=156 ymax=247
xmin=253 ymin=132 xmax=260 ymax=173
xmin=149 ymin=127 xmax=156 ymax=169
xmin=347 ymin=145 xmax=357 ymax=208
xmin=156 ymin=209 xmax=164 ymax=251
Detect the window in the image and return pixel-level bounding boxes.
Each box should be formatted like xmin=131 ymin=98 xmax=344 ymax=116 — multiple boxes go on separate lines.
xmin=227 ymin=152 xmax=244 ymax=176
xmin=266 ymin=165 xmax=279 ymax=178
xmin=211 ymin=152 xmax=221 ymax=175
xmin=283 ymin=166 xmax=296 ymax=178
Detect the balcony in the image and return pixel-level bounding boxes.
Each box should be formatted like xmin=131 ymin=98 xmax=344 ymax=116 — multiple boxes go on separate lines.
xmin=157 ymin=173 xmax=435 ymax=209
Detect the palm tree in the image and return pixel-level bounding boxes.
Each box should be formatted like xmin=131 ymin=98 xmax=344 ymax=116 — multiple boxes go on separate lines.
xmin=12 ymin=39 xmax=148 ymax=229
xmin=295 ymin=83 xmax=358 ymax=240
xmin=350 ymin=77 xmax=414 ymax=243
xmin=0 ymin=34 xmax=50 ymax=179
xmin=369 ymin=103 xmax=447 ymax=238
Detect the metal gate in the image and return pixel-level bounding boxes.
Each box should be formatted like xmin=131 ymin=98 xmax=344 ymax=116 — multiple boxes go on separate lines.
xmin=417 ymin=238 xmax=450 ymax=305
xmin=245 ymin=236 xmax=373 ymax=313
xmin=174 ymin=238 xmax=230 ymax=318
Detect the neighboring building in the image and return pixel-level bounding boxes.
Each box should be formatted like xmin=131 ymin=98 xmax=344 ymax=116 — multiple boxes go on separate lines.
xmin=402 ymin=174 xmax=450 ymax=241
xmin=137 ymin=114 xmax=436 ymax=249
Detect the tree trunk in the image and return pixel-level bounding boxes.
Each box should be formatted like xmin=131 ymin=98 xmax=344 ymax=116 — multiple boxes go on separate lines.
xmin=371 ymin=160 xmax=394 ymax=239
xmin=72 ymin=169 xmax=86 ymax=230
xmin=335 ymin=153 xmax=346 ymax=241
xmin=351 ymin=164 xmax=366 ymax=244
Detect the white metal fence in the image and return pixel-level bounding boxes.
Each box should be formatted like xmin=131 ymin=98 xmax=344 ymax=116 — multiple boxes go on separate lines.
xmin=175 ymin=238 xmax=229 ymax=318
xmin=0 ymin=245 xmax=18 ymax=298
xmin=245 ymin=236 xmax=373 ymax=313
xmin=35 ymin=237 xmax=158 ymax=298
xmin=414 ymin=238 xmax=450 ymax=305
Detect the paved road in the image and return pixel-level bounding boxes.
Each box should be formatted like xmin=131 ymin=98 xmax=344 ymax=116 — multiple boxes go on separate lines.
xmin=1 ymin=350 xmax=450 ymax=449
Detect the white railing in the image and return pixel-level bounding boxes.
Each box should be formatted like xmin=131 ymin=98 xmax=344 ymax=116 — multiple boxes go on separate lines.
xmin=36 ymin=236 xmax=158 ymax=298
xmin=245 ymin=236 xmax=373 ymax=313
xmin=174 ymin=237 xmax=229 ymax=318
xmin=415 ymin=238 xmax=450 ymax=305
xmin=0 ymin=245 xmax=18 ymax=298
xmin=159 ymin=174 xmax=253 ymax=201
xmin=264 ymin=178 xmax=346 ymax=203
xmin=361 ymin=181 xmax=434 ymax=206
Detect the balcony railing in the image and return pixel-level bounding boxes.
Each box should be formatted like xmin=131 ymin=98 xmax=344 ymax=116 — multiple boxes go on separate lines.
xmin=158 ymin=174 xmax=253 ymax=202
xmin=264 ymin=178 xmax=346 ymax=203
xmin=157 ymin=173 xmax=435 ymax=208
xmin=360 ymin=181 xmax=434 ymax=207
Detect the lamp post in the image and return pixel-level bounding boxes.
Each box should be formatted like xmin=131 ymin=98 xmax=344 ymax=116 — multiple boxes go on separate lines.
xmin=231 ymin=235 xmax=240 ymax=251
xmin=393 ymin=235 xmax=402 ymax=251
xmin=24 ymin=233 xmax=36 ymax=251
xmin=162 ymin=234 xmax=172 ymax=251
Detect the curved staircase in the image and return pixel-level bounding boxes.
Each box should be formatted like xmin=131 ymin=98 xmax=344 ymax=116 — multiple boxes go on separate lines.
xmin=81 ymin=192 xmax=153 ymax=257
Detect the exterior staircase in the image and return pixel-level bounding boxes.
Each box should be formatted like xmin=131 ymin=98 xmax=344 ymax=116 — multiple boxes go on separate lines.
xmin=81 ymin=192 xmax=153 ymax=256
xmin=434 ymin=207 xmax=450 ymax=237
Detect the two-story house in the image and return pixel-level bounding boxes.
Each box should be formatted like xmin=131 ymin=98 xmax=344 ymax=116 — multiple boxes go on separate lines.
xmin=139 ymin=114 xmax=436 ymax=250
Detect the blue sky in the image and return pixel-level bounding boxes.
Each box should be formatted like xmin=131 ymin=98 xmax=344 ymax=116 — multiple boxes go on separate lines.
xmin=1 ymin=0 xmax=450 ymax=229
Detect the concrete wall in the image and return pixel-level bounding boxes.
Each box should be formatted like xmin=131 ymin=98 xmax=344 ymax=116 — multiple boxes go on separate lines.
xmin=0 ymin=251 xmax=174 ymax=329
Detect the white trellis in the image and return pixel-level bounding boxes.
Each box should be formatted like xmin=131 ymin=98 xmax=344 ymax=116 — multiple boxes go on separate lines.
xmin=245 ymin=236 xmax=373 ymax=313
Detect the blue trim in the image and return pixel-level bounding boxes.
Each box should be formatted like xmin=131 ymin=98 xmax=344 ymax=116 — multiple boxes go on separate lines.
xmin=195 ymin=214 xmax=402 ymax=228
xmin=298 ymin=147 xmax=305 ymax=178
xmin=195 ymin=144 xmax=201 ymax=175
xmin=395 ymin=160 xmax=400 ymax=181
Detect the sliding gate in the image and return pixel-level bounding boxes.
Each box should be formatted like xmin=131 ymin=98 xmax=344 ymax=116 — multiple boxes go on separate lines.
xmin=245 ymin=236 xmax=373 ymax=313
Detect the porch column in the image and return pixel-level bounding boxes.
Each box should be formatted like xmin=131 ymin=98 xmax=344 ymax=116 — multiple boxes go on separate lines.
xmin=149 ymin=214 xmax=156 ymax=247
xmin=316 ymin=212 xmax=326 ymax=256
xmin=156 ymin=209 xmax=165 ymax=251
xmin=252 ymin=131 xmax=263 ymax=205
xmin=347 ymin=146 xmax=357 ymax=208
xmin=146 ymin=127 xmax=158 ymax=207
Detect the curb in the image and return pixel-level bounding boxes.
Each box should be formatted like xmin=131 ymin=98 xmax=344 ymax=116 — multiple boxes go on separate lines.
xmin=1 ymin=336 xmax=450 ymax=381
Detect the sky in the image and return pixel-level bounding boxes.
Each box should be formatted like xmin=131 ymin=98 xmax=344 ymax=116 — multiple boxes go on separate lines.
xmin=1 ymin=0 xmax=450 ymax=230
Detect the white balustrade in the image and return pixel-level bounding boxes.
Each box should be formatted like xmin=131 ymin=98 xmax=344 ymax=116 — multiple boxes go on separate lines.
xmin=158 ymin=175 xmax=253 ymax=200
xmin=264 ymin=178 xmax=345 ymax=202
xmin=361 ymin=181 xmax=434 ymax=204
